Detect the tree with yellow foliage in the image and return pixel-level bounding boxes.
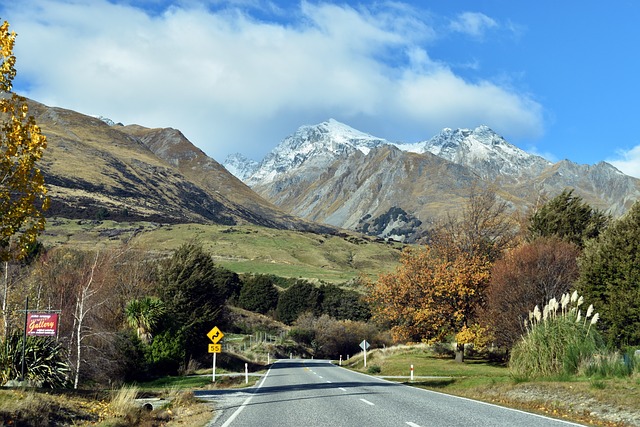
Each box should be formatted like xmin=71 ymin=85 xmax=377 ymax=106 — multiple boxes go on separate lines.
xmin=0 ymin=20 xmax=48 ymax=262
xmin=367 ymin=244 xmax=491 ymax=363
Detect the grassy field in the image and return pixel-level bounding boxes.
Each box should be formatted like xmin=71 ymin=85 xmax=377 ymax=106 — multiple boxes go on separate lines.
xmin=40 ymin=218 xmax=403 ymax=283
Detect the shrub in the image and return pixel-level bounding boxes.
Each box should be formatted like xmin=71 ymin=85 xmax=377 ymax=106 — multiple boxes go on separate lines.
xmin=0 ymin=332 xmax=70 ymax=388
xmin=580 ymin=349 xmax=638 ymax=378
xmin=510 ymin=291 xmax=603 ymax=378
xmin=238 ymin=275 xmax=279 ymax=314
xmin=367 ymin=365 xmax=381 ymax=374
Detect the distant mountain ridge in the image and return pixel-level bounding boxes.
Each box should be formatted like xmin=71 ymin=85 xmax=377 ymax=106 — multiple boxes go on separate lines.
xmin=225 ymin=119 xmax=640 ymax=242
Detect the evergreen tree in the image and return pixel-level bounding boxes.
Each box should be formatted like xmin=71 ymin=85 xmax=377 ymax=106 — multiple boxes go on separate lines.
xmin=155 ymin=243 xmax=229 ymax=362
xmin=318 ymin=284 xmax=370 ymax=321
xmin=528 ymin=189 xmax=608 ymax=248
xmin=237 ymin=274 xmax=279 ymax=314
xmin=276 ymin=280 xmax=320 ymax=325
xmin=576 ymin=202 xmax=640 ymax=348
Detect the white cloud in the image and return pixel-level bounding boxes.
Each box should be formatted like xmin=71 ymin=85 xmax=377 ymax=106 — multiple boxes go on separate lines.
xmin=449 ymin=12 xmax=498 ymax=38
xmin=3 ymin=0 xmax=543 ymax=161
xmin=608 ymin=145 xmax=640 ymax=178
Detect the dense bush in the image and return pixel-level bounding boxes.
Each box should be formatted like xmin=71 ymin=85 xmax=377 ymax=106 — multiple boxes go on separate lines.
xmin=275 ymin=280 xmax=320 ymax=324
xmin=318 ymin=284 xmax=370 ymax=321
xmin=238 ymin=275 xmax=279 ymax=314
xmin=292 ymin=313 xmax=388 ymax=359
xmin=577 ymin=201 xmax=640 ymax=348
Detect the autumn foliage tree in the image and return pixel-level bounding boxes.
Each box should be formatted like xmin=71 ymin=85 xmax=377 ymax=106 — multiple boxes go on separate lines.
xmin=0 ymin=20 xmax=48 ymax=262
xmin=368 ymin=245 xmax=491 ymax=362
xmin=481 ymin=237 xmax=580 ymax=351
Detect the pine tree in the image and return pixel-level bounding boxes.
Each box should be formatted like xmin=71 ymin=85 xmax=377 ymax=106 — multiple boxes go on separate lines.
xmin=528 ymin=189 xmax=608 ymax=248
xmin=576 ymin=202 xmax=640 ymax=348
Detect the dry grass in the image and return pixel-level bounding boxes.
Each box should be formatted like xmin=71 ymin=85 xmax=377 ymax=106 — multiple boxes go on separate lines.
xmin=109 ymin=385 xmax=140 ymax=417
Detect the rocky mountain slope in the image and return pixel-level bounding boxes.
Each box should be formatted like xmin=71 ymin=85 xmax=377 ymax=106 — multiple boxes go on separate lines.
xmin=26 ymin=97 xmax=334 ymax=233
xmin=226 ymin=120 xmax=640 ymax=242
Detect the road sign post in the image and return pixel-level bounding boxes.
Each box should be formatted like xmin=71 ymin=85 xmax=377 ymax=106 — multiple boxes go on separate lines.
xmin=360 ymin=340 xmax=370 ymax=368
xmin=207 ymin=326 xmax=224 ymax=382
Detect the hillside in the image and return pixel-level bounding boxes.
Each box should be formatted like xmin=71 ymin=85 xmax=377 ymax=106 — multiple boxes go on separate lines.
xmin=25 ymin=97 xmax=335 ymax=234
xmin=39 ymin=219 xmax=402 ymax=283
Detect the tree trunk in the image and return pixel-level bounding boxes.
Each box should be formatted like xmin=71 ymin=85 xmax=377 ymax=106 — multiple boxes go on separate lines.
xmin=455 ymin=342 xmax=465 ymax=363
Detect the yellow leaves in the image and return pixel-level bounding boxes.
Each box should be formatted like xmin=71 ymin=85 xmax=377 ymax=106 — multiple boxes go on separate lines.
xmin=368 ymin=243 xmax=492 ymax=344
xmin=0 ymin=21 xmax=17 ymax=93
xmin=0 ymin=21 xmax=49 ymax=261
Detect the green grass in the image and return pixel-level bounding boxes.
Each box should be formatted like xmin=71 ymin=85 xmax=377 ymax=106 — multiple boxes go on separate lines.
xmin=40 ymin=219 xmax=402 ymax=284
xmin=347 ymin=345 xmax=511 ymax=391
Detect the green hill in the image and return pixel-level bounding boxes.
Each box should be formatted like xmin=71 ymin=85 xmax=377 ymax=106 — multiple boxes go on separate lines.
xmin=40 ymin=218 xmax=403 ymax=283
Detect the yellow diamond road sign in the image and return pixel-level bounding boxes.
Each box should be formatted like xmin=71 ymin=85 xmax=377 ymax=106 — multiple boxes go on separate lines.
xmin=208 ymin=344 xmax=222 ymax=353
xmin=207 ymin=326 xmax=224 ymax=344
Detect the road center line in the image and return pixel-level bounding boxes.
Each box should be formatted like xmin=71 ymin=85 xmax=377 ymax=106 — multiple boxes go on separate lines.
xmin=339 ymin=387 xmax=347 ymax=392
xmin=221 ymin=363 xmax=274 ymax=427
xmin=406 ymin=422 xmax=422 ymax=427
xmin=360 ymin=398 xmax=375 ymax=406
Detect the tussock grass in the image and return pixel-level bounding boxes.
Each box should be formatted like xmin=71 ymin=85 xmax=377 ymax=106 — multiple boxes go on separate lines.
xmin=510 ymin=292 xmax=603 ymax=379
xmin=580 ymin=349 xmax=640 ymax=378
xmin=109 ymin=385 xmax=139 ymax=417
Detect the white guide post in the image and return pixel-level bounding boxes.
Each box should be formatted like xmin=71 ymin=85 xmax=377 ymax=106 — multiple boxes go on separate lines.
xmin=212 ymin=352 xmax=217 ymax=382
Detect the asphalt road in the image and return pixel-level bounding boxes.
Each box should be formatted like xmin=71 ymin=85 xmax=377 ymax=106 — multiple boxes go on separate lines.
xmin=197 ymin=359 xmax=585 ymax=427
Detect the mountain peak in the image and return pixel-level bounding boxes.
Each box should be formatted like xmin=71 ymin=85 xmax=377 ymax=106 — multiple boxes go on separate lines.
xmin=420 ymin=125 xmax=551 ymax=181
xmin=244 ymin=119 xmax=390 ymax=185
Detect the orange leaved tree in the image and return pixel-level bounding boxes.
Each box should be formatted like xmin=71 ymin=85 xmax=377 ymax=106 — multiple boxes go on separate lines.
xmin=368 ymin=245 xmax=491 ymax=362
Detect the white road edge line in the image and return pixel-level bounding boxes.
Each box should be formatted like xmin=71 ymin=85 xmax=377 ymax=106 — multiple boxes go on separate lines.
xmin=406 ymin=422 xmax=421 ymax=427
xmin=339 ymin=387 xmax=347 ymax=392
xmin=221 ymin=362 xmax=275 ymax=427
xmin=360 ymin=398 xmax=375 ymax=406
xmin=338 ymin=366 xmax=584 ymax=427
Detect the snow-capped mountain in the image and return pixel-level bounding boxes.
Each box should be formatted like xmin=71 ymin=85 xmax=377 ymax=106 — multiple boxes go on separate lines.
xmin=224 ymin=118 xmax=640 ymax=241
xmin=225 ymin=119 xmax=390 ymax=185
xmin=417 ymin=125 xmax=552 ymax=181
xmin=230 ymin=120 xmax=550 ymax=188
xmin=223 ymin=153 xmax=259 ymax=181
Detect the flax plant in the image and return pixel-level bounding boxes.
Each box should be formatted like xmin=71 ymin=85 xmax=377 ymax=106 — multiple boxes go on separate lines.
xmin=510 ymin=291 xmax=603 ymax=379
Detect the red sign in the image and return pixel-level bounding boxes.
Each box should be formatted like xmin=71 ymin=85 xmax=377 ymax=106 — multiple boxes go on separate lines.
xmin=26 ymin=313 xmax=59 ymax=337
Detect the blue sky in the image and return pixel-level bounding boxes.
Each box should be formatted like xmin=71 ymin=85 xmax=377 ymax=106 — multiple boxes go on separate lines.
xmin=2 ymin=1 xmax=640 ymax=176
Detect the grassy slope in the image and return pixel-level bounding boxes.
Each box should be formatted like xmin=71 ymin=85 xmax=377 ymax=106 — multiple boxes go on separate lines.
xmin=40 ymin=218 xmax=403 ymax=283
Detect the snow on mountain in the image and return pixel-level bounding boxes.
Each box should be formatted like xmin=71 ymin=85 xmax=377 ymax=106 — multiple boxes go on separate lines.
xmin=223 ymin=153 xmax=259 ymax=181
xmin=416 ymin=125 xmax=552 ymax=181
xmin=241 ymin=120 xmax=551 ymax=188
xmin=92 ymin=115 xmax=118 ymax=126
xmin=246 ymin=118 xmax=390 ymax=186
